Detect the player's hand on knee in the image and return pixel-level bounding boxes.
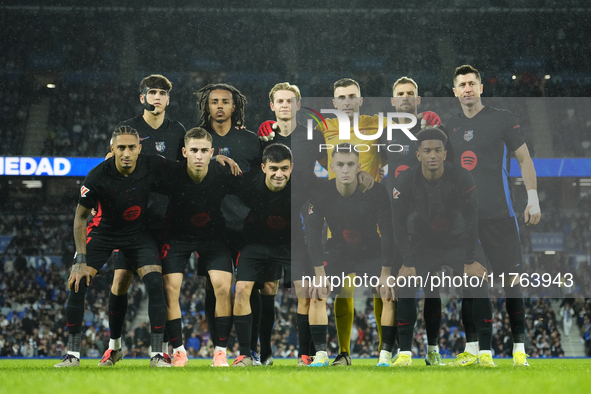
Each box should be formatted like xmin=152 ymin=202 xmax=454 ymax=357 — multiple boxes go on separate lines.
xmin=215 ymin=155 xmax=242 ymax=175
xmin=258 ymin=120 xmax=278 ymax=142
xmin=464 ymin=261 xmax=488 ymax=281
xmin=310 ymin=277 xmax=330 ymax=302
xmin=357 ymin=171 xmax=375 ymax=193
xmin=377 ymin=274 xmax=396 ymax=302
xmin=378 ymin=284 xmax=396 ymax=302
xmin=419 ymin=111 xmax=441 ymax=129
xmin=69 ymin=254 xmax=91 ymax=292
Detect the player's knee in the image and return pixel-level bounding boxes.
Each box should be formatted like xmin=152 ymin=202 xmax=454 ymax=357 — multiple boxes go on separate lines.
xmin=235 ymin=282 xmax=253 ymax=302
xmin=67 ymin=280 xmax=88 ymax=308
xmin=111 ymin=270 xmax=133 ymax=295
xmin=213 ymin=282 xmax=232 ymax=302
xmin=142 ymin=271 xmax=164 ymax=295
xmin=298 ymin=298 xmax=310 ymax=309
xmin=310 ymin=299 xmax=327 ymax=311
xmin=164 ymin=284 xmax=180 ymax=304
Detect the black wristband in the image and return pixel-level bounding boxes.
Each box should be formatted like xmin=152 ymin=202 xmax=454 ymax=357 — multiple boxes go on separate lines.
xmin=75 ymin=254 xmax=87 ymax=265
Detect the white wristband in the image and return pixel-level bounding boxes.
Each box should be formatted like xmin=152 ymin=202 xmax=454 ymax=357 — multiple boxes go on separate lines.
xmin=527 ymin=189 xmax=540 ymax=215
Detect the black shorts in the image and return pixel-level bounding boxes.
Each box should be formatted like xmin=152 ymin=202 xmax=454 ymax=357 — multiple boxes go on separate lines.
xmin=160 ymin=239 xmax=233 ymax=276
xmin=322 ymin=248 xmax=382 ymax=278
xmin=235 ymin=243 xmax=289 ymax=283
xmin=479 ymin=217 xmax=523 ymax=274
xmin=226 ymin=228 xmax=245 ymax=267
xmin=398 ymin=239 xmax=488 ymax=297
xmin=86 ymin=232 xmax=160 ymax=271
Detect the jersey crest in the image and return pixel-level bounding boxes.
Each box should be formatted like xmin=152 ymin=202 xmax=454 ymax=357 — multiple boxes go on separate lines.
xmin=155 ymin=141 xmax=166 ymax=152
xmin=80 ymin=185 xmax=90 ymax=197
xmin=392 ymin=188 xmax=400 ymax=199
xmin=218 ymin=147 xmax=230 ymax=157
xmin=464 ymin=130 xmax=474 ymax=142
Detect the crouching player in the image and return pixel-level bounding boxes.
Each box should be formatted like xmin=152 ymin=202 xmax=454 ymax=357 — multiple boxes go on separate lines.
xmin=231 ymin=144 xmax=293 ymax=367
xmin=391 ymin=128 xmax=494 ymax=367
xmin=55 ymin=126 xmax=170 ymax=367
xmin=305 ymin=144 xmax=394 ymax=367
xmin=153 ymin=127 xmax=240 ymax=367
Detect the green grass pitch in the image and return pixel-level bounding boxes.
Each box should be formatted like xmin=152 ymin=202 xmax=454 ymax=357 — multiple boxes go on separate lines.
xmin=1 ymin=358 xmax=590 ymax=394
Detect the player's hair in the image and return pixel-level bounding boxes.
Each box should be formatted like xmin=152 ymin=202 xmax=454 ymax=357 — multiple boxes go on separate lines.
xmin=331 ymin=143 xmax=360 ymax=158
xmin=262 ymin=143 xmax=293 ymax=164
xmin=139 ymin=74 xmax=172 ymax=94
xmin=269 ymin=82 xmax=301 ymax=103
xmin=415 ymin=128 xmax=448 ymax=150
xmin=453 ymin=65 xmax=481 ymax=85
xmin=393 ymin=77 xmax=418 ymax=95
xmin=195 ymin=83 xmax=248 ymax=128
xmin=184 ymin=127 xmax=212 ymax=145
xmin=333 ymin=78 xmax=361 ymax=95
xmin=111 ymin=125 xmax=139 ymax=142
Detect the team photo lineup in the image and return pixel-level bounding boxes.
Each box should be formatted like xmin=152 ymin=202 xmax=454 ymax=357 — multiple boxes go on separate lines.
xmin=47 ymin=62 xmax=549 ymax=370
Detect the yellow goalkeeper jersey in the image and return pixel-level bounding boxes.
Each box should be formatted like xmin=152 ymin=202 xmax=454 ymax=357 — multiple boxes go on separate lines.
xmin=320 ymin=114 xmax=386 ymax=181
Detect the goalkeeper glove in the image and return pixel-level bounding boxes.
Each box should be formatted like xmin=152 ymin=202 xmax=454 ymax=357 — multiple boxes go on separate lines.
xmin=258 ymin=120 xmax=279 ymax=142
xmin=419 ymin=111 xmax=441 ymax=129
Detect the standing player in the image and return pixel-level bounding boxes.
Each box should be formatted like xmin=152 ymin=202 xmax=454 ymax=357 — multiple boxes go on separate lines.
xmin=257 ymin=82 xmax=326 ymax=366
xmin=446 ymin=65 xmax=541 ymax=367
xmin=376 ymin=77 xmax=448 ymax=366
xmin=101 ymin=74 xmax=186 ymax=366
xmin=154 ymin=127 xmax=239 ymax=367
xmin=383 ymin=76 xmax=449 ymax=196
xmin=324 ymin=79 xmax=385 ymax=365
xmin=305 ymin=144 xmax=394 ymax=367
xmin=194 ymin=83 xmax=263 ymax=363
xmin=231 ymin=144 xmax=293 ymax=367
xmin=117 ymin=74 xmax=186 ymax=159
xmin=390 ymin=128 xmax=494 ymax=367
xmin=54 ymin=126 xmax=170 ymax=367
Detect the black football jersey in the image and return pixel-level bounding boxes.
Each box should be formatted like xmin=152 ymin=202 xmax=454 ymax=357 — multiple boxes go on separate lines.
xmin=207 ymin=126 xmax=261 ymax=172
xmin=154 ymin=160 xmax=238 ymax=242
xmin=446 ymin=106 xmax=525 ymax=219
xmin=117 ymin=115 xmax=186 ymax=161
xmin=305 ymin=180 xmax=393 ymax=267
xmin=238 ymin=172 xmax=291 ymax=245
xmin=392 ymin=162 xmax=478 ymax=267
xmin=79 ymin=155 xmax=166 ymax=237
xmin=381 ymin=122 xmax=453 ymax=202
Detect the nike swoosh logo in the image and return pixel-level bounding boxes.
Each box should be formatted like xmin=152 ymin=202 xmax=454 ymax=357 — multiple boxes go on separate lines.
xmin=67 ymin=323 xmax=76 ymax=327
xmin=335 ymin=314 xmax=348 ymax=318
xmin=155 ymin=325 xmax=165 ymax=329
xmin=170 ymin=337 xmax=178 ymax=342
xmin=484 ymin=319 xmax=492 ymax=323
xmin=219 ymin=337 xmax=228 ymax=341
xmin=398 ymin=322 xmax=410 ymax=326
